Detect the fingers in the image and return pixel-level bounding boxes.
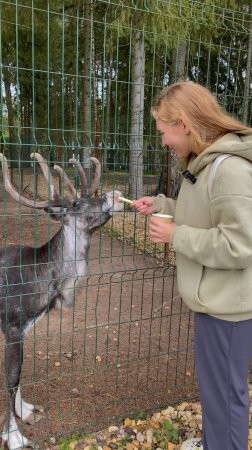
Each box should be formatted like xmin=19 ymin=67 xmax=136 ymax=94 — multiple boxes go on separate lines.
xmin=132 ymin=200 xmax=144 ymax=208
xmin=149 ymin=218 xmax=176 ymax=244
xmin=132 ymin=197 xmax=153 ymax=207
xmin=137 ymin=205 xmax=150 ymax=214
xmin=149 ymin=219 xmax=158 ymax=233
xmin=149 ymin=218 xmax=160 ymax=239
xmin=132 ymin=203 xmax=148 ymax=214
xmin=132 ymin=197 xmax=153 ymax=215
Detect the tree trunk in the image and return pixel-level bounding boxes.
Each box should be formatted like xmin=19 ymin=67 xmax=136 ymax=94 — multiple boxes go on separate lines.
xmin=129 ymin=30 xmax=145 ymax=199
xmin=3 ymin=67 xmax=19 ymax=166
xmin=20 ymin=88 xmax=31 ymax=168
xmin=103 ymin=32 xmax=113 ymax=172
xmin=170 ymin=41 xmax=187 ymax=83
xmin=92 ymin=44 xmax=100 ymax=161
xmin=153 ymin=57 xmax=162 ymax=173
xmin=82 ymin=0 xmax=92 ymax=166
xmin=243 ymin=1 xmax=252 ymax=125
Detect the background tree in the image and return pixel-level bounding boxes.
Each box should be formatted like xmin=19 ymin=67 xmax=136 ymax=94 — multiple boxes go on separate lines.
xmin=243 ymin=1 xmax=252 ymax=124
xmin=0 ymin=0 xmax=251 ymax=193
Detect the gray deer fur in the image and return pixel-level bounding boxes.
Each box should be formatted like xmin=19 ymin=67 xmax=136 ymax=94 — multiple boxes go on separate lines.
xmin=0 ymin=153 xmax=123 ymax=450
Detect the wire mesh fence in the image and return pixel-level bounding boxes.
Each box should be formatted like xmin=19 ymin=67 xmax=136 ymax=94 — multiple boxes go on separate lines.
xmin=0 ymin=0 xmax=252 ymax=448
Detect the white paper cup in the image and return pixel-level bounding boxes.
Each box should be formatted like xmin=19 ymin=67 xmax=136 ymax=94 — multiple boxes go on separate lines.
xmin=151 ymin=213 xmax=173 ymax=223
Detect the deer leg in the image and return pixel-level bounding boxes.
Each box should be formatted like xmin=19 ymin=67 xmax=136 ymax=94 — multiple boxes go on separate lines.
xmin=15 ymin=386 xmax=44 ymax=425
xmin=1 ymin=329 xmax=33 ymax=450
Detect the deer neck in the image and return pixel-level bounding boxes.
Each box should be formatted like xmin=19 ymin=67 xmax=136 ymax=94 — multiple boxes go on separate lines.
xmin=45 ymin=222 xmax=89 ymax=262
xmin=38 ymin=222 xmax=89 ymax=265
xmin=63 ymin=221 xmax=90 ymax=260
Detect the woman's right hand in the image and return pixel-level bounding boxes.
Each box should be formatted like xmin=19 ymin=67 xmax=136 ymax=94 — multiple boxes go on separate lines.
xmin=132 ymin=196 xmax=154 ymax=215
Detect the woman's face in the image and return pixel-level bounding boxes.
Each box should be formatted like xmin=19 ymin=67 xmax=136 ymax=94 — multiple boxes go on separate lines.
xmin=156 ymin=119 xmax=191 ymax=158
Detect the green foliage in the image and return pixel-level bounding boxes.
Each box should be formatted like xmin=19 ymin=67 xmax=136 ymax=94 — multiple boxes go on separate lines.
xmin=103 ymin=0 xmax=245 ymax=49
xmin=1 ymin=0 xmax=252 ymax=169
xmin=117 ymin=435 xmax=133 ymax=449
xmin=152 ymin=419 xmax=179 ymax=446
xmin=58 ymin=432 xmax=92 ymax=450
xmin=131 ymin=409 xmax=146 ymax=421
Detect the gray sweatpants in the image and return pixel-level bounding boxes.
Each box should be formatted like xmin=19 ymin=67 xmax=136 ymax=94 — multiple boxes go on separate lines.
xmin=194 ymin=313 xmax=252 ymax=450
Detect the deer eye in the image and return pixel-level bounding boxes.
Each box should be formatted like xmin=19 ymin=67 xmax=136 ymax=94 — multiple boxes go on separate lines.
xmin=73 ymin=200 xmax=81 ymax=210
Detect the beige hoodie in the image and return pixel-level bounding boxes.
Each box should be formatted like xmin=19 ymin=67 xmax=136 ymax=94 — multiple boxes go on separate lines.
xmin=153 ymin=131 xmax=252 ymax=321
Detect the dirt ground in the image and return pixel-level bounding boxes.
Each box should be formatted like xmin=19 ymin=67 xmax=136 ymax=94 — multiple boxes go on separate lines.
xmin=0 ymin=195 xmax=197 ymax=448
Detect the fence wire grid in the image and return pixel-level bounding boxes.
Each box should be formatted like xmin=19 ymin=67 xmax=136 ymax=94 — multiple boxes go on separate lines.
xmin=0 ymin=0 xmax=252 ymax=448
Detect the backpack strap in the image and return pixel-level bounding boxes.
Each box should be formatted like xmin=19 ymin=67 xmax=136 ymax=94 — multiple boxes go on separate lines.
xmin=208 ymin=154 xmax=232 ymax=197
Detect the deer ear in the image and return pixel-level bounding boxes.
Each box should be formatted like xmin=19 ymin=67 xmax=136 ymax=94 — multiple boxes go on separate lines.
xmin=44 ymin=206 xmax=68 ymax=221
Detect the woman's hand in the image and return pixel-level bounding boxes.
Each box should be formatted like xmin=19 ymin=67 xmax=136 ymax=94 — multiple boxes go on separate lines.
xmin=132 ymin=196 xmax=154 ymax=215
xmin=149 ymin=216 xmax=177 ymax=244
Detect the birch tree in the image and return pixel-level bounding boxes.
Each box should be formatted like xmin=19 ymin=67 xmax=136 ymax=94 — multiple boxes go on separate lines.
xmin=82 ymin=0 xmax=93 ymax=166
xmin=109 ymin=1 xmax=191 ymax=197
xmin=243 ymin=1 xmax=252 ymax=124
xmin=129 ymin=29 xmax=145 ymax=198
xmin=108 ymin=0 xmax=238 ymax=197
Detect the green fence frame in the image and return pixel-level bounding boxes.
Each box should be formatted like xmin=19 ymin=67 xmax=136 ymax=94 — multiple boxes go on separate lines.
xmin=0 ymin=0 xmax=252 ymax=448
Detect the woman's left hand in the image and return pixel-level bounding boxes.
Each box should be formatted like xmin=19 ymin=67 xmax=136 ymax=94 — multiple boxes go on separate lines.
xmin=149 ymin=217 xmax=177 ymax=244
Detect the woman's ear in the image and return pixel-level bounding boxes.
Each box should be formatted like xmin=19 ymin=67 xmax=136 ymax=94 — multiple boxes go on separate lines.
xmin=179 ymin=112 xmax=191 ymax=135
xmin=183 ymin=123 xmax=190 ymax=135
xmin=178 ymin=120 xmax=190 ymax=135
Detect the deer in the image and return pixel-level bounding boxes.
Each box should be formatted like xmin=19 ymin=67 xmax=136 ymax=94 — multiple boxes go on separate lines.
xmin=0 ymin=152 xmax=124 ymax=450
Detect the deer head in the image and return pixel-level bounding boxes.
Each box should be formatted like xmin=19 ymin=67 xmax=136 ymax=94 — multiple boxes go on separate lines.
xmin=0 ymin=153 xmax=123 ymax=233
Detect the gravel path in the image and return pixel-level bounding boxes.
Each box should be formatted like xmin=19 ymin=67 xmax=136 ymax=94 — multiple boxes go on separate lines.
xmin=45 ymin=385 xmax=252 ymax=450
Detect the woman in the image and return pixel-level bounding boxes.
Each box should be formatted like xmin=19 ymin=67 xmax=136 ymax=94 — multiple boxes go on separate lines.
xmin=133 ymin=81 xmax=252 ymax=450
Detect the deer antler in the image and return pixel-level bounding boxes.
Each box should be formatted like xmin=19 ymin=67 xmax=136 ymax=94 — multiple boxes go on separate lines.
xmin=69 ymin=158 xmax=88 ymax=197
xmin=0 ymin=153 xmax=50 ymax=208
xmin=30 ymin=153 xmax=61 ymax=203
xmin=0 ymin=153 xmax=101 ymax=208
xmin=89 ymin=157 xmax=101 ymax=195
xmin=53 ymin=164 xmax=80 ymax=199
xmin=69 ymin=157 xmax=101 ymax=197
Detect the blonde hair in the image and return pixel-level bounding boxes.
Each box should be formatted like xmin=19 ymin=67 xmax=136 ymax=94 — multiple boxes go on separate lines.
xmin=151 ymin=81 xmax=251 ymax=154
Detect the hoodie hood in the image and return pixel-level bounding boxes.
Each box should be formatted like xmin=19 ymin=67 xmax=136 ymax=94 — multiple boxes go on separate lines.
xmin=188 ymin=130 xmax=252 ymax=176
